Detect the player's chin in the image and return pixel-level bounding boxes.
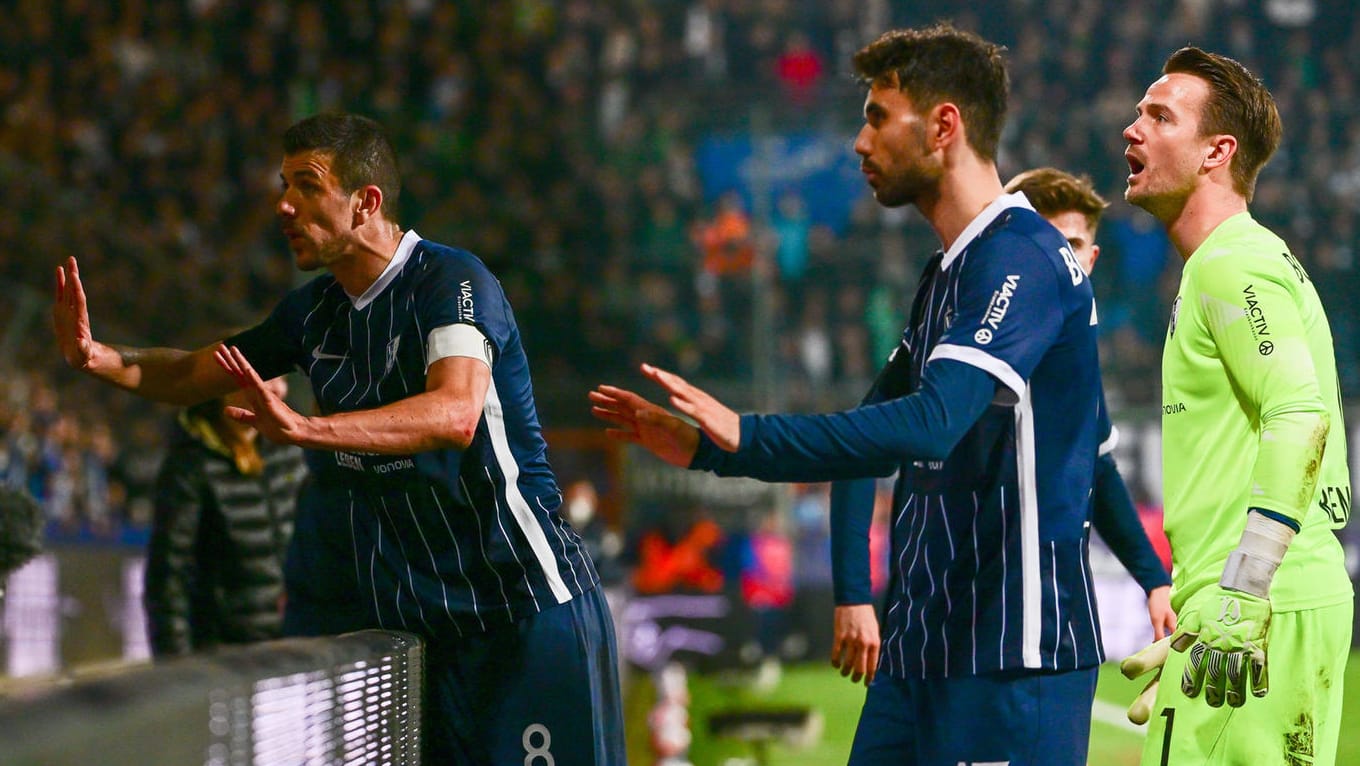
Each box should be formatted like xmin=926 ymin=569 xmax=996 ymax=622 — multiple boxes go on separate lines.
xmin=293 ymin=250 xmax=321 ymax=271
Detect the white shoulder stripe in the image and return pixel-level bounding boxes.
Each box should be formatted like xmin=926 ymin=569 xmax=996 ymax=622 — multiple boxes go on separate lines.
xmin=928 ymin=344 xmax=1026 ymax=403
xmin=1014 ymin=387 xmax=1043 ymax=668
xmin=483 ymin=379 xmax=572 ymax=603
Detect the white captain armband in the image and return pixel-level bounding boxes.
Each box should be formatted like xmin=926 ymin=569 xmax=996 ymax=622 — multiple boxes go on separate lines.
xmin=426 ymin=323 xmax=493 ymax=372
xmin=1220 ymin=510 xmax=1297 ymax=599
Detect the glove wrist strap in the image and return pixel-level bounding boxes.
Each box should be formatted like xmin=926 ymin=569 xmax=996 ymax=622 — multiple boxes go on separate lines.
xmin=1219 ymin=510 xmax=1295 ymax=599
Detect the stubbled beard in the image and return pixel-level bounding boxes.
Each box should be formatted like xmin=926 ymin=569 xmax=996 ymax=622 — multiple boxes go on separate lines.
xmin=1125 ymin=178 xmax=1190 ymax=223
xmin=875 ymin=167 xmax=938 ymax=207
xmin=872 ymin=125 xmax=939 ymax=208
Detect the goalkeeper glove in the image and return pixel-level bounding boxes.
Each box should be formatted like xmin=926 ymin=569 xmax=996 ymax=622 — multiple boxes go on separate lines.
xmin=1119 ymin=635 xmax=1171 ymax=724
xmin=1173 ymin=509 xmax=1294 ymax=708
xmin=1172 ymin=586 xmax=1271 ymax=708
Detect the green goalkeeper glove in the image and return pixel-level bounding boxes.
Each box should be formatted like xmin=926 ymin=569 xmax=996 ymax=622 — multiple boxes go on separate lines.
xmin=1119 ymin=635 xmax=1171 ymax=724
xmin=1172 ymin=586 xmax=1271 ymax=708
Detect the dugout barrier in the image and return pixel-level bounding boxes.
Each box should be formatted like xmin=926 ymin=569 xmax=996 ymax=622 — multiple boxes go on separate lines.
xmin=0 ymin=630 xmax=424 ymax=766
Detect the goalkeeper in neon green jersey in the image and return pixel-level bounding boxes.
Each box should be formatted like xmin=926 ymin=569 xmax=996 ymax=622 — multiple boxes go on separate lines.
xmin=1119 ymin=46 xmax=1352 ymax=765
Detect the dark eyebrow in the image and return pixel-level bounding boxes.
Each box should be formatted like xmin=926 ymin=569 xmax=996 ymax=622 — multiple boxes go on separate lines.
xmin=281 ymin=167 xmax=324 ymax=187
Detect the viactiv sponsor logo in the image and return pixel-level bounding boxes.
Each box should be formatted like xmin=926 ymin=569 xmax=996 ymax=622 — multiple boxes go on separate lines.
xmin=458 ymin=279 xmax=475 ymax=322
xmin=982 ymin=275 xmax=1021 ymax=332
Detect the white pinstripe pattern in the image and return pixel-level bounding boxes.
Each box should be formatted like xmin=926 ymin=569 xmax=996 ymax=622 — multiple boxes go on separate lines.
xmin=939 ymin=496 xmax=954 ymax=674
xmin=998 ymin=488 xmax=1007 ymax=667
xmin=486 ymin=466 xmax=541 ymax=612
xmin=335 ymin=309 xmax=361 ymax=407
xmin=1067 ymin=621 xmax=1079 ymax=670
xmin=1049 ymin=540 xmax=1060 ymax=666
xmin=460 ymin=475 xmax=515 ymax=622
xmin=540 ymin=496 xmax=586 ymax=594
xmin=401 ymin=493 xmax=459 ymax=629
xmin=1078 ymin=534 xmax=1102 ymax=663
xmin=369 ymin=525 xmax=388 ymax=629
xmin=429 ymin=486 xmax=480 ymax=633
xmin=919 ymin=539 xmax=934 ymax=677
xmin=377 ymin=496 xmax=434 ymax=634
xmin=354 ymin=306 xmax=376 ymax=405
xmin=971 ymin=492 xmax=979 ymax=675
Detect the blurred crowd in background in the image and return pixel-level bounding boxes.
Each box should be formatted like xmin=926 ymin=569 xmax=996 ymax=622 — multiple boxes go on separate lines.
xmin=2 ymin=0 xmax=1357 ymax=546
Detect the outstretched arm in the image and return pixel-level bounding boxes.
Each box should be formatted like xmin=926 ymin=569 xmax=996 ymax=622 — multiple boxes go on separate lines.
xmin=53 ymin=257 xmax=237 ymax=405
xmin=593 ymin=359 xmax=996 ymax=482
xmin=217 ymin=345 xmax=489 ymax=454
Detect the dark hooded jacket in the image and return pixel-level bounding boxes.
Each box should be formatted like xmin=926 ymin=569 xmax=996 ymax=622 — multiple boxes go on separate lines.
xmin=143 ymin=408 xmax=306 ymax=656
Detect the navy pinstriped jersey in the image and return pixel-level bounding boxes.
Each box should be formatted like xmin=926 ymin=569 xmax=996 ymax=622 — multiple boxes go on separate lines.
xmin=877 ymin=194 xmax=1104 ymax=677
xmin=700 ymin=194 xmax=1106 ymax=679
xmin=231 ymin=231 xmax=597 ymax=638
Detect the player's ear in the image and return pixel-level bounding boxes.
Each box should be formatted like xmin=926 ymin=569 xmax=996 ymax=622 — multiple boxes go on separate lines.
xmin=353 ymin=185 xmax=384 ymax=224
xmin=1203 ymin=134 xmax=1236 ymax=173
xmin=930 ymin=102 xmax=962 ymax=152
xmin=924 ymin=102 xmax=957 ymax=149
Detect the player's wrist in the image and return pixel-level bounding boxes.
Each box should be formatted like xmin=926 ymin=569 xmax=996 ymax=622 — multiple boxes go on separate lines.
xmin=1218 ymin=511 xmax=1295 ymax=599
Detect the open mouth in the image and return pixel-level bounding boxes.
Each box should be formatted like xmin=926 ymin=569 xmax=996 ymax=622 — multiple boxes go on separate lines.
xmin=1126 ymin=154 xmax=1145 ymax=177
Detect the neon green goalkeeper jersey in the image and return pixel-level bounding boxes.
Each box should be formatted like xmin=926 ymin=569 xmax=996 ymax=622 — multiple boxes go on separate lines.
xmin=1162 ymin=212 xmax=1351 ymax=613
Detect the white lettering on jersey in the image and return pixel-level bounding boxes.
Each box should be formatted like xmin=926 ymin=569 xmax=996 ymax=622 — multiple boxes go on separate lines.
xmin=983 ymin=275 xmax=1021 ymax=331
xmin=458 ymin=280 xmax=475 ymax=321
xmin=1059 ymin=245 xmax=1085 ymax=285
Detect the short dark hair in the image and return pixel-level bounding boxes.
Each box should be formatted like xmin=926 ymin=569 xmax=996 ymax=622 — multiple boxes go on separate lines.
xmin=1163 ymin=46 xmax=1281 ymax=202
xmin=1005 ymin=167 xmax=1109 ymax=234
xmin=283 ymin=113 xmax=402 ymax=217
xmin=852 ymin=23 xmax=1009 ymax=161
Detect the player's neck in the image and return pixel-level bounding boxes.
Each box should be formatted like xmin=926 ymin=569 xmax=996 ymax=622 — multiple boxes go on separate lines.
xmin=329 ymin=223 xmax=405 ymax=296
xmin=921 ymin=160 xmax=1003 ymax=252
xmin=1165 ymin=185 xmax=1249 ymax=262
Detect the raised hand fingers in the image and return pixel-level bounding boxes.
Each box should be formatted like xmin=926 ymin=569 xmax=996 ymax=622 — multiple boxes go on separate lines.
xmin=215 ymin=345 xmax=265 ymax=392
xmin=591 ymin=385 xmax=655 ymax=414
xmin=589 ymin=386 xmax=656 ymax=443
xmin=589 ymin=386 xmax=644 ymax=426
xmin=643 ymin=363 xmax=709 ymax=411
xmin=214 ymin=345 xmax=246 ymax=386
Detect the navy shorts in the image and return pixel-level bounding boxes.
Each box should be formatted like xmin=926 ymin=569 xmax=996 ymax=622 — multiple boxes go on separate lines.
xmin=424 ymin=585 xmax=625 ymax=765
xmin=848 ymin=666 xmax=1098 ymax=766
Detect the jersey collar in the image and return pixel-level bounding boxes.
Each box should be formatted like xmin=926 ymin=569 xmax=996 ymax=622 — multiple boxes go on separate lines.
xmin=349 ymin=229 xmax=423 ymax=309
xmin=939 ymin=192 xmax=1036 ymax=270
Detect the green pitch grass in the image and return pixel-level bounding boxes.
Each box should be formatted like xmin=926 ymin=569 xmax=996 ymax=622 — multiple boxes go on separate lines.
xmin=624 ymin=650 xmax=1360 ymax=765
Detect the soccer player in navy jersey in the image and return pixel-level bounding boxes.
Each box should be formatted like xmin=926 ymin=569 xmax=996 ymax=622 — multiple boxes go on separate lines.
xmin=593 ymin=25 xmax=1105 ymax=765
xmin=827 ymin=169 xmax=1178 ymax=695
xmin=53 ymin=113 xmax=624 ymax=765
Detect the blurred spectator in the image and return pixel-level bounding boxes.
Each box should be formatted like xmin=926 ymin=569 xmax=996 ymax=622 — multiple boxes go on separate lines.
xmin=143 ymin=378 xmax=305 ymax=658
xmin=774 ymin=31 xmax=825 ymax=109
xmin=694 ymin=190 xmax=756 ymax=281
xmin=737 ymin=507 xmax=794 ymax=661
xmin=564 ymin=479 xmax=627 ymax=588
xmin=5 ymin=0 xmax=1360 ymax=540
xmin=771 ymin=190 xmax=812 ymax=301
